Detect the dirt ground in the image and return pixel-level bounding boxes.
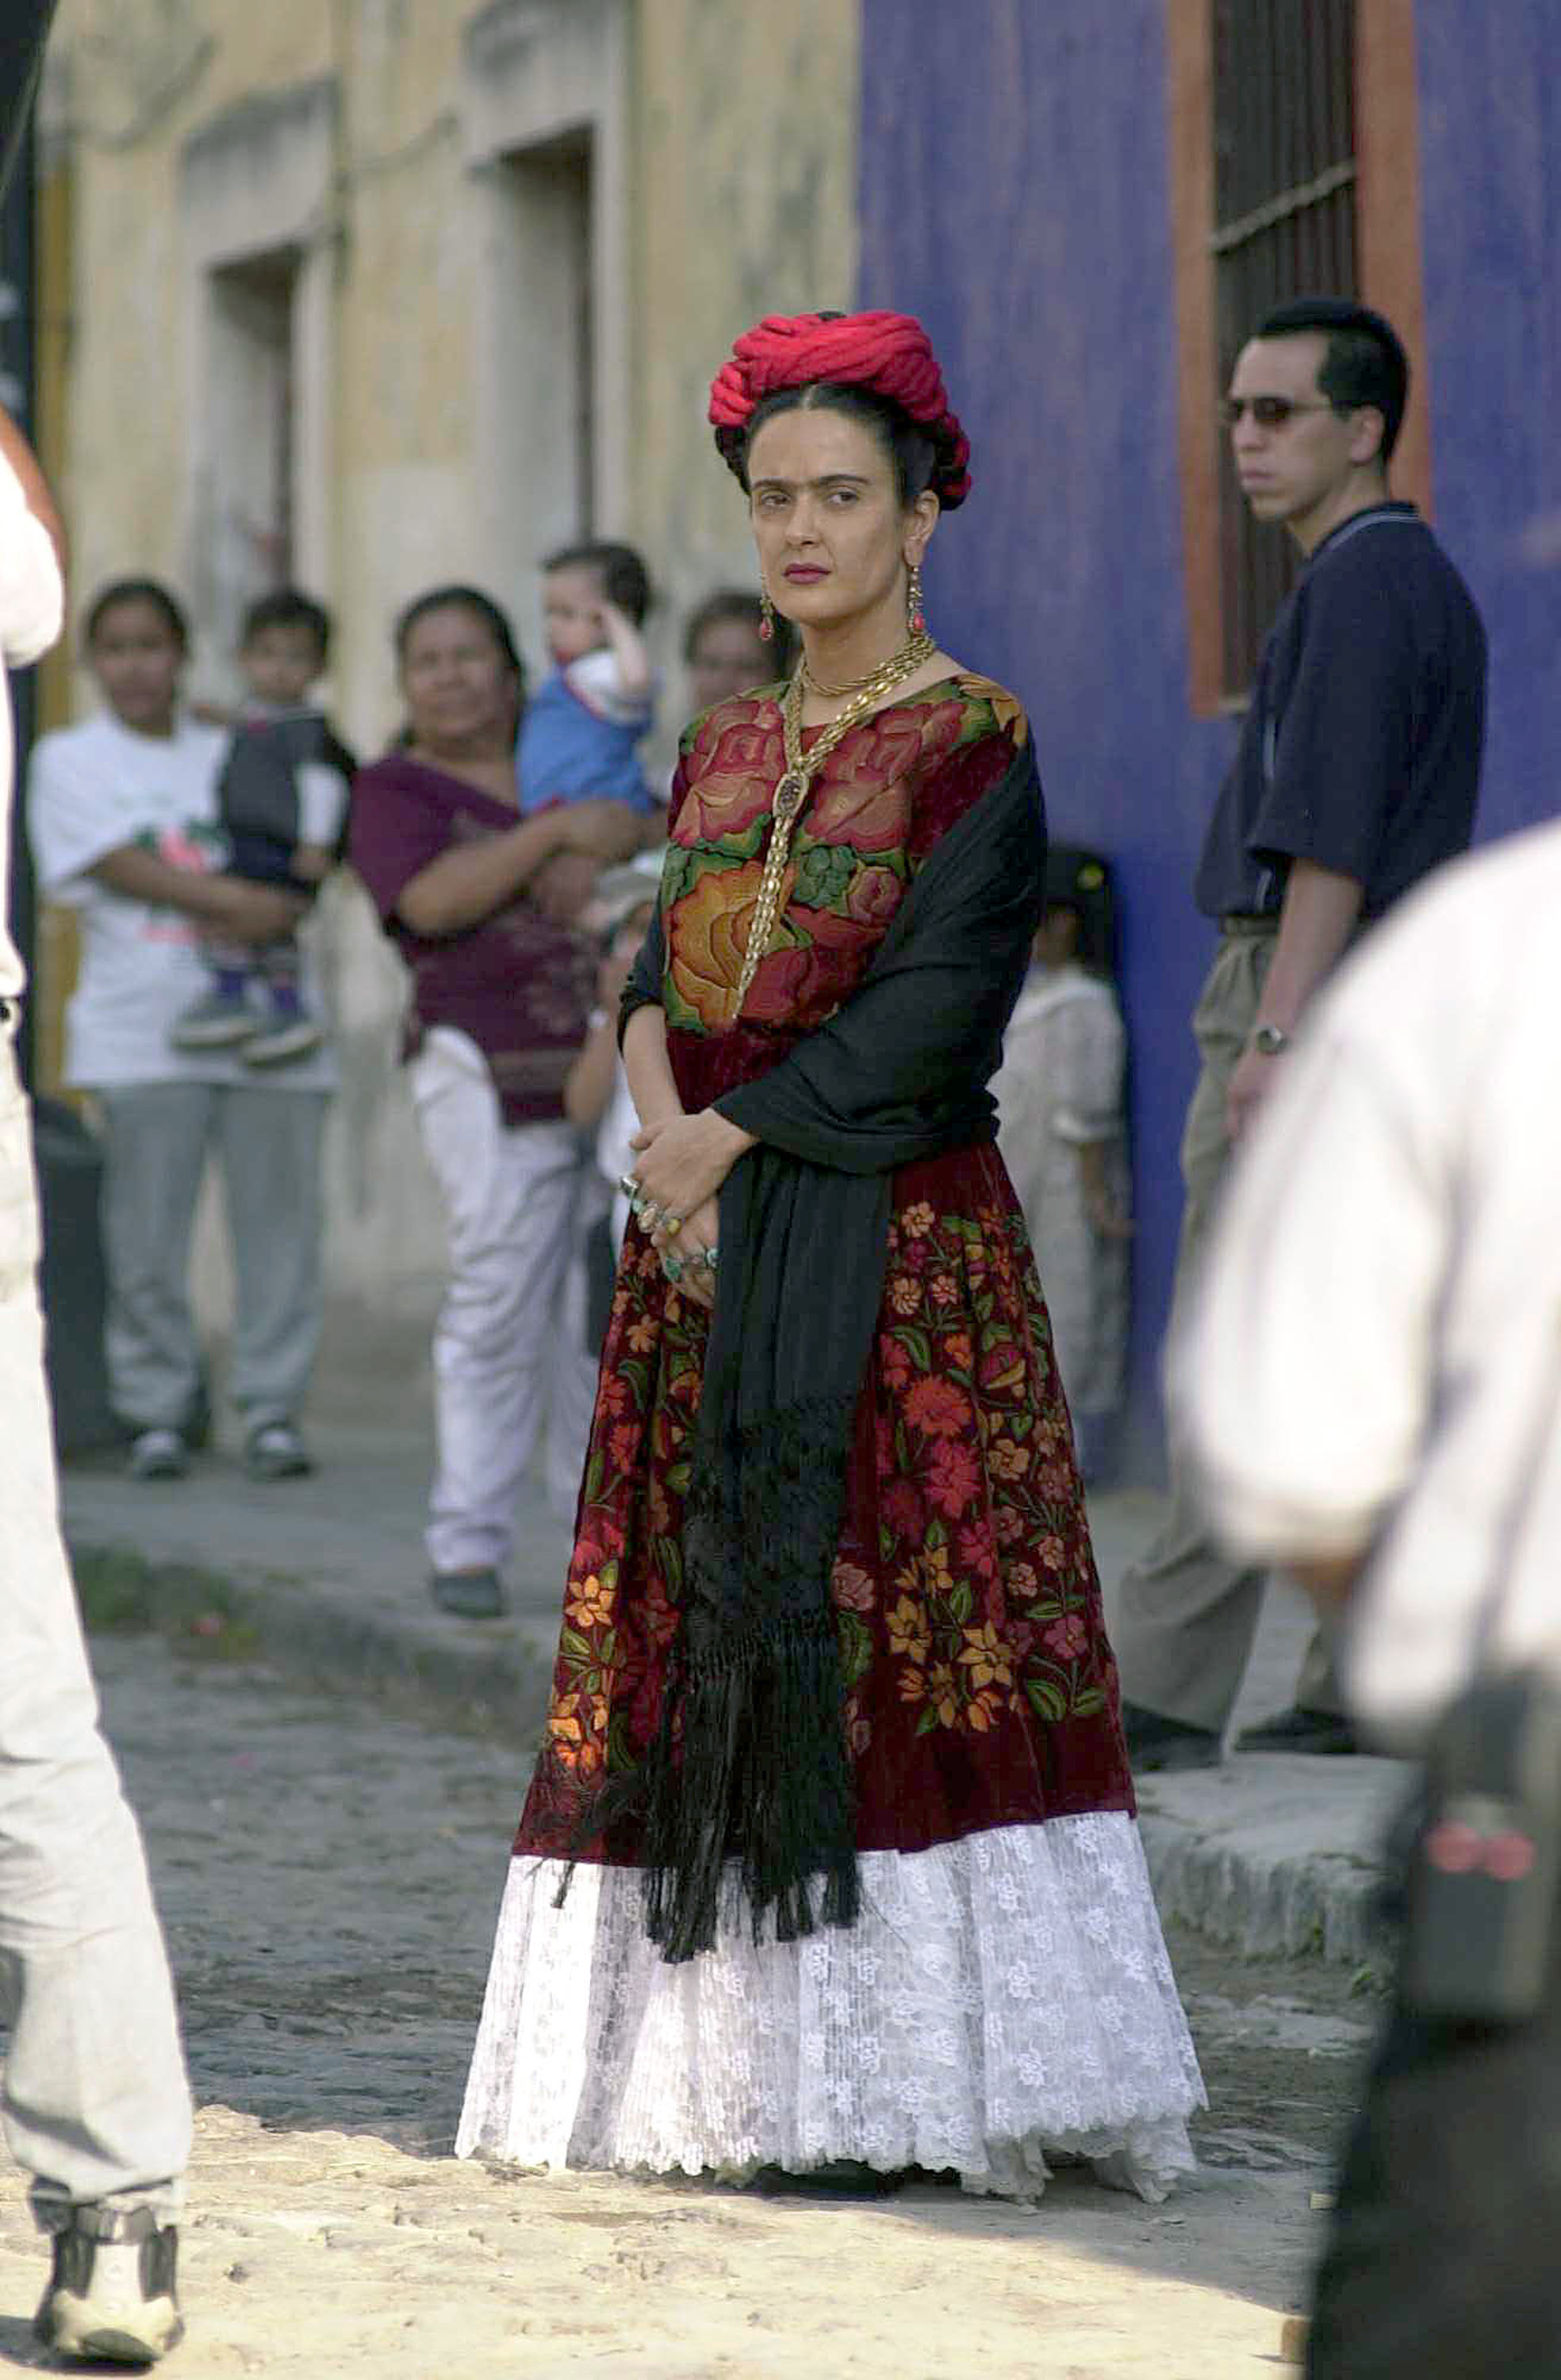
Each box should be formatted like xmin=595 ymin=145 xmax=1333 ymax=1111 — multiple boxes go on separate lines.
xmin=0 ymin=1636 xmax=1379 ymax=2378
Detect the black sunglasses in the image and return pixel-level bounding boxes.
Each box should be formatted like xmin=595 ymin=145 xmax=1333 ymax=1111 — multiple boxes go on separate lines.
xmin=1220 ymin=395 xmax=1346 ymax=430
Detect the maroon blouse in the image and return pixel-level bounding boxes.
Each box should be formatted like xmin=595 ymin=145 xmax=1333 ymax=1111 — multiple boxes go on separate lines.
xmin=350 ymin=754 xmax=596 ymax=1127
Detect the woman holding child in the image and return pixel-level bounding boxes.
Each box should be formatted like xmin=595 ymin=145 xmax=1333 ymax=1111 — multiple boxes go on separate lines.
xmin=456 ymin=313 xmax=1202 ymax=2199
xmin=349 ymin=587 xmax=646 ymax=1618
xmin=29 ymin=578 xmax=334 ymax=1485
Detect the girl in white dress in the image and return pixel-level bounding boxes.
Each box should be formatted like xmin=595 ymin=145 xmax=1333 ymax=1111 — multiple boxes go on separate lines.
xmin=993 ymin=847 xmax=1131 ymax=1480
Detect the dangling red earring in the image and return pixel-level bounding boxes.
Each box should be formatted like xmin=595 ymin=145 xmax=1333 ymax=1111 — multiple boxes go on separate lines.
xmin=907 ymin=562 xmax=927 ymax=638
xmin=758 ymin=588 xmax=776 ymax=643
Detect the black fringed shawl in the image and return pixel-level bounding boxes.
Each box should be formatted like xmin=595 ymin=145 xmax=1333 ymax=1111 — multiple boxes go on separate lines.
xmin=615 ymin=733 xmax=1046 ymax=1962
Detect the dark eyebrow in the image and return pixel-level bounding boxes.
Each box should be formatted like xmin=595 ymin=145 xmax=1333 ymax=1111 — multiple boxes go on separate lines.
xmin=749 ymin=473 xmax=873 ymax=493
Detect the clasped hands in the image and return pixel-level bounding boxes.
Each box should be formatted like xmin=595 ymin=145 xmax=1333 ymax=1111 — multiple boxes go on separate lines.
xmin=622 ymin=1107 xmax=755 ymax=1311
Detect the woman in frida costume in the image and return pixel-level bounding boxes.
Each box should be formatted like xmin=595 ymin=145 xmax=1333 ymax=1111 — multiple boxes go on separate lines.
xmin=457 ymin=309 xmax=1202 ymax=2202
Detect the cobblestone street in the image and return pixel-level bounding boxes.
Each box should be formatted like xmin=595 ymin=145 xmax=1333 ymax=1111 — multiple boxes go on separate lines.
xmin=0 ymin=1630 xmax=1373 ymax=2376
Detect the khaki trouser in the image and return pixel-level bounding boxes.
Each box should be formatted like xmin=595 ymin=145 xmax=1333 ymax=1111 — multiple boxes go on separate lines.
xmin=0 ymin=1023 xmax=192 ymax=2223
xmin=1112 ymin=928 xmax=1343 ymax=1734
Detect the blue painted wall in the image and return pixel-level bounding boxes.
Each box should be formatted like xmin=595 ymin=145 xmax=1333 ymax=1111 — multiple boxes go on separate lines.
xmin=858 ymin=0 xmax=1561 ymax=1474
xmin=1414 ymin=0 xmax=1561 ymax=846
xmin=857 ymin=0 xmax=1230 ymax=1474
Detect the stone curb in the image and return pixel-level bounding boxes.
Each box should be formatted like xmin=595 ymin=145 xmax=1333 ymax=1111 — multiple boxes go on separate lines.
xmin=70 ymin=1536 xmax=561 ymax=1752
xmin=71 ymin=1528 xmax=1406 ymax=1970
xmin=1137 ymin=1812 xmax=1389 ymax=1968
xmin=1134 ymin=1762 xmax=1407 ymax=1970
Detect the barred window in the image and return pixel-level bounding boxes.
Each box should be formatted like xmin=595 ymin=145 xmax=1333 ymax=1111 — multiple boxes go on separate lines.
xmin=1210 ymin=0 xmax=1357 ymax=697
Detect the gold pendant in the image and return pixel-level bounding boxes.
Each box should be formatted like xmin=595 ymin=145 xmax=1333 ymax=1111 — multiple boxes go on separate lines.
xmin=773 ymin=770 xmax=808 ymax=820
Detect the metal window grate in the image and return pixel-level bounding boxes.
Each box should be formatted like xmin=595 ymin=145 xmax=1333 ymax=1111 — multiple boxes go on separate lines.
xmin=1210 ymin=0 xmax=1356 ymax=697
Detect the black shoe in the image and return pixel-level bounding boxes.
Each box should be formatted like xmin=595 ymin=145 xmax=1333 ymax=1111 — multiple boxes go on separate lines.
xmin=430 ymin=1568 xmax=508 ymax=1619
xmin=1120 ymin=1699 xmax=1222 ymax=1772
xmin=1234 ymin=1705 xmax=1360 ymax=1756
xmin=35 ymin=2203 xmax=184 ymax=2364
xmin=753 ymin=2160 xmax=904 ymax=2199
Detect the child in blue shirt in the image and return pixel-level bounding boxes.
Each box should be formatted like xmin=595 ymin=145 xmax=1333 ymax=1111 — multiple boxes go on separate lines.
xmin=517 ymin=541 xmax=659 ymax=817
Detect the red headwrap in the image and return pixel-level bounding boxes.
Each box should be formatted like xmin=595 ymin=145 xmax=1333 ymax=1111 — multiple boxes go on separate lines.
xmin=708 ymin=309 xmax=972 ymax=509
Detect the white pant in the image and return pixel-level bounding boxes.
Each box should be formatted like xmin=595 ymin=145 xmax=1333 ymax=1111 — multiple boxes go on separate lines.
xmin=411 ymin=1029 xmax=601 ymax=1574
xmin=0 ymin=1029 xmax=192 ymax=2225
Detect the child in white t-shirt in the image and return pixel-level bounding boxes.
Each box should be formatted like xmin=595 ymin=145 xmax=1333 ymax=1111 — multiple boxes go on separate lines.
xmin=516 ymin=542 xmax=660 ymax=821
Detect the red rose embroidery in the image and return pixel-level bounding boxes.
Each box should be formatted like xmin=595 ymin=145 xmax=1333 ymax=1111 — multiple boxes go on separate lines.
xmin=926 ymin=1439 xmax=982 ymax=1517
xmin=903 ymin=1376 xmax=969 ymax=1441
xmin=844 ymin=863 xmax=906 ymax=930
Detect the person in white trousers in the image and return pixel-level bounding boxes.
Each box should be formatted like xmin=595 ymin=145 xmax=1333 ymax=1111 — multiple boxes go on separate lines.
xmin=349 ymin=585 xmax=650 ymax=1620
xmin=0 ymin=413 xmax=191 ymax=2362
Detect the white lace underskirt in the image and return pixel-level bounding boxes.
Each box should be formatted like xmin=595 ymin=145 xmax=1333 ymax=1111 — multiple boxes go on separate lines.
xmin=455 ymin=1814 xmax=1206 ymax=2202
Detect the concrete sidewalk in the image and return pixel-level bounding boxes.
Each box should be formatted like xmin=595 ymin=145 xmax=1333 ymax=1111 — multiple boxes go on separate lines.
xmin=59 ymin=1376 xmax=1407 ymax=1972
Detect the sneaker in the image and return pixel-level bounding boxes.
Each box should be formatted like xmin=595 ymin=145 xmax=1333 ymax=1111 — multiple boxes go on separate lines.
xmin=245 ymin=1419 xmax=313 ymax=1480
xmin=430 ymin=1568 xmax=507 ymax=1618
xmin=1120 ymin=1699 xmax=1222 ymax=1772
xmin=243 ymin=1012 xmax=324 ymax=1068
xmin=128 ymin=1428 xmax=187 ymax=1482
xmin=169 ymin=989 xmax=259 ymax=1050
xmin=1233 ymin=1705 xmax=1360 ymax=1757
xmin=35 ymin=2203 xmax=184 ymax=2365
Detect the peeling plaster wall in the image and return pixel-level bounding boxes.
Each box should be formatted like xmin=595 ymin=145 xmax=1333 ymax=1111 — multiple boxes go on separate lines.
xmin=37 ymin=0 xmax=861 ymax=1353
xmin=630 ymin=0 xmax=859 ymax=758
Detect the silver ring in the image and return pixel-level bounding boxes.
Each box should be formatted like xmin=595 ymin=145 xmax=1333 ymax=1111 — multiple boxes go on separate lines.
xmin=699 ymin=1246 xmax=719 ymax=1274
xmin=617 ymin=1173 xmax=639 ymax=1201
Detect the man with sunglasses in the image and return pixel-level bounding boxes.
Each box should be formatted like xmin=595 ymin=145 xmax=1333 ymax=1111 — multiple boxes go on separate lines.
xmin=1117 ymin=296 xmax=1486 ymax=1775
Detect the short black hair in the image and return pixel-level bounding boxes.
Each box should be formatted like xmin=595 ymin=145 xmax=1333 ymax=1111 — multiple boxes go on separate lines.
xmin=1253 ymin=297 xmax=1410 ymax=463
xmin=682 ymin=586 xmax=763 ymax=662
xmin=543 ymin=540 xmax=653 ymax=626
xmin=84 ymin=577 xmax=190 ymax=653
xmin=1044 ymin=845 xmax=1116 ymax=977
xmin=393 ymin=584 xmax=525 ymax=686
xmin=721 ymin=380 xmax=941 ymax=512
xmin=241 ymin=587 xmax=332 ymax=661
xmin=682 ymin=584 xmax=796 ymax=685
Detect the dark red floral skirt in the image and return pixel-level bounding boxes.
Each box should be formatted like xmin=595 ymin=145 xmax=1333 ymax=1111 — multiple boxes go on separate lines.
xmin=515 ymin=1141 xmax=1134 ymax=1862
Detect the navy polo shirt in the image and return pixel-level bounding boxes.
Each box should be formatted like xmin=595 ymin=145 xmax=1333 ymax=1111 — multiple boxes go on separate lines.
xmin=1195 ymin=504 xmax=1487 ymax=923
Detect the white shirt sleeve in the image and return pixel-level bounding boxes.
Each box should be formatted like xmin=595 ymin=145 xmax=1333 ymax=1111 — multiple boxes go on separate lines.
xmin=295 ymin=759 xmax=351 ymax=849
xmin=27 ymin=730 xmax=139 ymax=900
xmin=566 ymin=647 xmax=654 ymax=728
xmin=596 ymin=1061 xmax=640 ymax=1190
xmin=0 ymin=450 xmax=64 ymax=669
xmin=1167 ymin=1014 xmax=1448 ymax=1564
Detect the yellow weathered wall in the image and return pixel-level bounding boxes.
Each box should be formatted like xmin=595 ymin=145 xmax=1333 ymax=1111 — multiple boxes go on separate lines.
xmin=629 ymin=0 xmax=861 ymax=711
xmin=36 ymin=0 xmax=859 ymax=1343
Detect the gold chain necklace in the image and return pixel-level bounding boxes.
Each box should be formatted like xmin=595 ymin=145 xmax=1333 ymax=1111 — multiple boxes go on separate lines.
xmin=801 ymin=629 xmax=932 ymax=701
xmin=732 ymin=635 xmax=936 ymax=1011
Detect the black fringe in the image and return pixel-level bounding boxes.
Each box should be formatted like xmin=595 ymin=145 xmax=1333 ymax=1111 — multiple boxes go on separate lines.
xmin=571 ymin=1392 xmax=863 ymax=1965
xmin=638 ymin=1609 xmax=861 ymax=1963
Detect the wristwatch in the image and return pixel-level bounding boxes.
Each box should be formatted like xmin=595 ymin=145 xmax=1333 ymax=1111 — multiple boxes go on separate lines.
xmin=1251 ymin=1023 xmax=1291 ymax=1057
